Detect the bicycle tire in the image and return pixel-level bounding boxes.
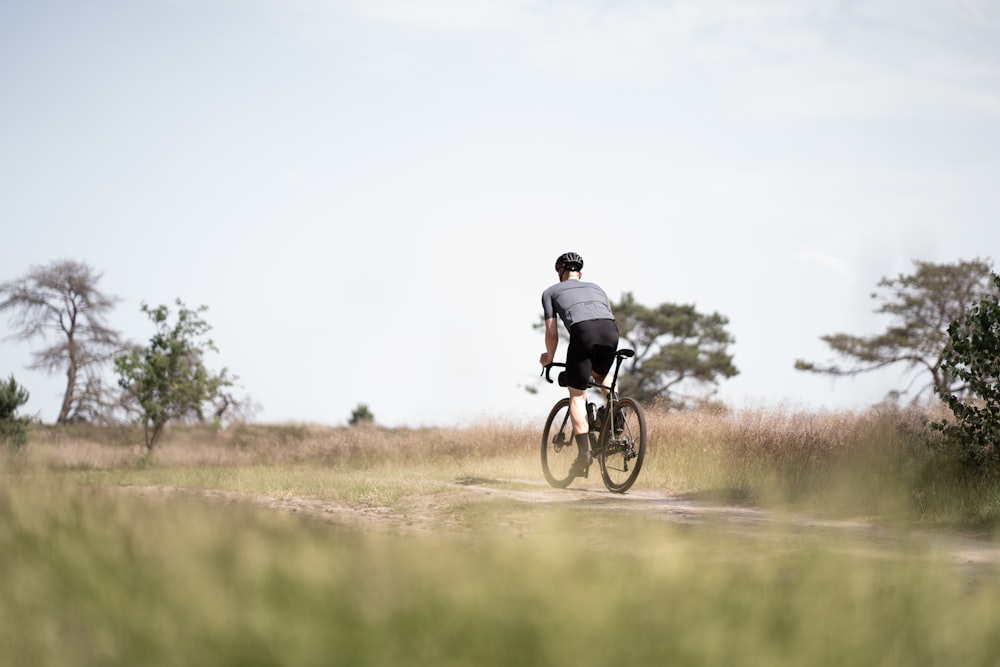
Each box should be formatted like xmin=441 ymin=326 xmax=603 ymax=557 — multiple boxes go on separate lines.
xmin=598 ymin=397 xmax=646 ymax=493
xmin=541 ymin=398 xmax=577 ymax=488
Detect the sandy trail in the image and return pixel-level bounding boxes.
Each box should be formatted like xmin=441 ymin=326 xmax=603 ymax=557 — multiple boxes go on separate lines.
xmin=117 ymin=478 xmax=1000 ymax=573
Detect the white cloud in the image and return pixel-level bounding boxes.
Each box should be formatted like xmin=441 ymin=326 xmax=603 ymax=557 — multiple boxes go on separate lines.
xmin=793 ymin=250 xmax=855 ymax=281
xmin=855 ymin=0 xmax=1000 ymax=37
xmin=346 ymin=0 xmax=531 ymax=30
xmin=285 ymin=0 xmax=1000 ymax=130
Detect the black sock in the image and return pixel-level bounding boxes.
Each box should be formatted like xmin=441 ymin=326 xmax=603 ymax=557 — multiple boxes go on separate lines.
xmin=574 ymin=433 xmax=590 ymax=457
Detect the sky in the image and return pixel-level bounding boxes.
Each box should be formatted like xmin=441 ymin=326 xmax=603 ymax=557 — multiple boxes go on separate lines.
xmin=2 ymin=0 xmax=999 ymax=427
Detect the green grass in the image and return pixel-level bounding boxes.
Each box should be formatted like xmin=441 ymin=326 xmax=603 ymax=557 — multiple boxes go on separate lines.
xmin=5 ymin=409 xmax=1000 ymax=665
xmin=3 ymin=474 xmax=1000 ymax=666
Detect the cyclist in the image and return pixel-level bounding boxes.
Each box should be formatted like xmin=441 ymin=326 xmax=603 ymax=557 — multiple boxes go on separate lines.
xmin=539 ymin=252 xmax=619 ymax=477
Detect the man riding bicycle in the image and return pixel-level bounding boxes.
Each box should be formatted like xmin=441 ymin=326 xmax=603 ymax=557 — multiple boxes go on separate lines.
xmin=539 ymin=252 xmax=620 ymax=477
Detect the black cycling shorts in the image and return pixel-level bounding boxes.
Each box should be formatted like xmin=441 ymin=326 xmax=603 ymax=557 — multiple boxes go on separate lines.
xmin=565 ymin=319 xmax=619 ymax=390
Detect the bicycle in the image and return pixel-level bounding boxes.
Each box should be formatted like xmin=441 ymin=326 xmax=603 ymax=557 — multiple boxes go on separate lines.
xmin=540 ymin=348 xmax=647 ymax=493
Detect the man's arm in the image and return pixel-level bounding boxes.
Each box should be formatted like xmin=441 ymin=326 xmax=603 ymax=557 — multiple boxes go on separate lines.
xmin=539 ymin=317 xmax=559 ymax=366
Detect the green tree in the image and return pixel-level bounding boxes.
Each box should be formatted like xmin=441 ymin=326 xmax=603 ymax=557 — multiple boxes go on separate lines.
xmin=0 ymin=259 xmax=122 ymax=423
xmin=534 ymin=292 xmax=739 ymax=407
xmin=349 ymin=403 xmax=375 ymax=426
xmin=796 ymin=258 xmax=998 ymax=403
xmin=613 ymin=292 xmax=738 ymax=407
xmin=931 ymin=273 xmax=1000 ymax=464
xmin=0 ymin=374 xmax=31 ymax=448
xmin=115 ymin=300 xmax=235 ymax=451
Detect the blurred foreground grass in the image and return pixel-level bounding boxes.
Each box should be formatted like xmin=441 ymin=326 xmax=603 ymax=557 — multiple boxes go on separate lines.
xmin=4 ymin=406 xmax=1000 ymax=665
xmin=3 ymin=475 xmax=1000 ymax=666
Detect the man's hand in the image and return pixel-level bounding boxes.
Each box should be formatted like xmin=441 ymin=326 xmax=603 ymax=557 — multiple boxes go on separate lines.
xmin=539 ymin=352 xmax=551 ymax=367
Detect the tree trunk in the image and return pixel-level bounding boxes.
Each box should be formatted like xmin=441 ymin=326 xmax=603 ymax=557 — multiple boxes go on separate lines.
xmin=57 ymin=350 xmax=77 ymax=424
xmin=145 ymin=418 xmax=167 ymax=452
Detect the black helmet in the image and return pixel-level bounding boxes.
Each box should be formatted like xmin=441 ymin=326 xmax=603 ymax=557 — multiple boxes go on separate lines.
xmin=555 ymin=252 xmax=584 ymax=273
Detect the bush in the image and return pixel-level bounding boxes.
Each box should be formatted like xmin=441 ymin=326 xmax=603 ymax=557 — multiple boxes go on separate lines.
xmin=349 ymin=403 xmax=375 ymax=426
xmin=0 ymin=375 xmax=31 ymax=449
xmin=931 ymin=273 xmax=1000 ymax=465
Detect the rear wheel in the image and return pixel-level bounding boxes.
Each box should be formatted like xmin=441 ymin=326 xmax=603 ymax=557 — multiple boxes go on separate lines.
xmin=541 ymin=398 xmax=576 ymax=488
xmin=598 ymin=397 xmax=646 ymax=493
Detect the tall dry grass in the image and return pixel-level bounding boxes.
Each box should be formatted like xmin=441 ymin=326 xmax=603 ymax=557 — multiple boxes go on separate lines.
xmin=10 ymin=402 xmax=1000 ymax=524
xmin=645 ymin=405 xmax=933 ymax=494
xmin=21 ymin=419 xmax=536 ymax=469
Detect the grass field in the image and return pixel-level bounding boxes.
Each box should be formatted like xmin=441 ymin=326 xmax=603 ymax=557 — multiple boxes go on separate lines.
xmin=3 ymin=405 xmax=1000 ymax=666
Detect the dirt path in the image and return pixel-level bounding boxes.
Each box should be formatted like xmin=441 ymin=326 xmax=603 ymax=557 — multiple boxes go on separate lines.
xmin=117 ymin=478 xmax=1000 ymax=572
xmin=456 ymin=481 xmax=1000 ymax=568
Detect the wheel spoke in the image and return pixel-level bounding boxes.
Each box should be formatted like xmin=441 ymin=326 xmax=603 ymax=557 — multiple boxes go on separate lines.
xmin=541 ymin=398 xmax=577 ymax=489
xmin=598 ymin=398 xmax=646 ymax=493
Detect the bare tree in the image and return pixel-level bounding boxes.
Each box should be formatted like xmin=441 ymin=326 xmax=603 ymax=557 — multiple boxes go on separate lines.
xmin=0 ymin=259 xmax=122 ymax=423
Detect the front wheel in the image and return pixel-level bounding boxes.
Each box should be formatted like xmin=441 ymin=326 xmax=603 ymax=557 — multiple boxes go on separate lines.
xmin=541 ymin=398 xmax=576 ymax=488
xmin=598 ymin=397 xmax=646 ymax=493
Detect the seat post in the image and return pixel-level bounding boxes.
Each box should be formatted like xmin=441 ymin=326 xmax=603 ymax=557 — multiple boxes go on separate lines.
xmin=608 ymin=354 xmax=624 ymax=399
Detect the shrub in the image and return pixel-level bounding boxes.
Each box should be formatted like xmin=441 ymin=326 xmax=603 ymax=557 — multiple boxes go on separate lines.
xmin=931 ymin=273 xmax=1000 ymax=465
xmin=0 ymin=375 xmax=31 ymax=449
xmin=349 ymin=403 xmax=375 ymax=426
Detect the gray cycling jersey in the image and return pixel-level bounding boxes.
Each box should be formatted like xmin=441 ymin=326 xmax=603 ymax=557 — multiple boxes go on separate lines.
xmin=541 ymin=280 xmax=615 ymax=328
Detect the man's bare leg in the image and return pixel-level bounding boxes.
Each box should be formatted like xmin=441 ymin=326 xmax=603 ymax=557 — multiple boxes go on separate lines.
xmin=593 ymin=372 xmax=611 ymax=398
xmin=568 ymin=386 xmax=588 ymax=437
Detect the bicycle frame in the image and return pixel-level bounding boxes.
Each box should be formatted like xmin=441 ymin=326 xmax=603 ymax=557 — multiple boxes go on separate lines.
xmin=541 ymin=348 xmax=634 ymax=440
xmin=540 ymin=347 xmax=632 ymax=391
